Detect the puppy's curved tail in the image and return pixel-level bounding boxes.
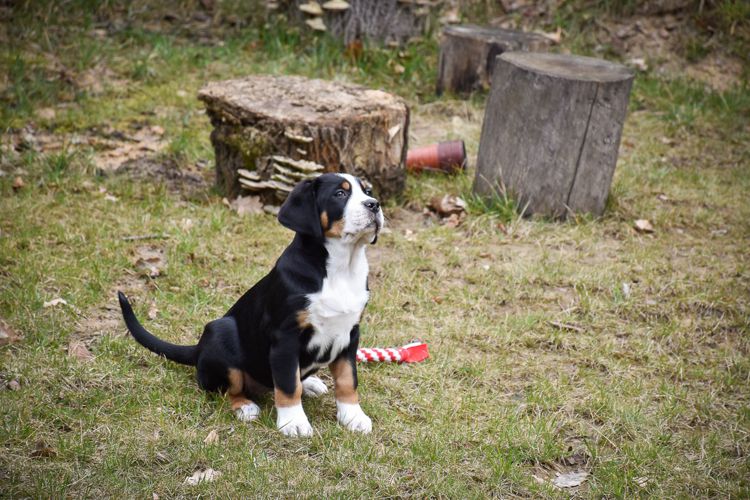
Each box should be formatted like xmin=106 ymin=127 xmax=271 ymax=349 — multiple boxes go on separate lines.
xmin=118 ymin=291 xmax=198 ymax=366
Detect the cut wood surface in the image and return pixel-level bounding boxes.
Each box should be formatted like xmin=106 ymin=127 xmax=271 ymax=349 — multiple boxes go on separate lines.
xmin=473 ymin=52 xmax=634 ymax=218
xmin=436 ymin=24 xmax=552 ymax=95
xmin=198 ymin=75 xmax=409 ymax=201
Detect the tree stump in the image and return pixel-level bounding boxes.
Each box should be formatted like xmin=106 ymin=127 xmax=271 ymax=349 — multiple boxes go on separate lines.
xmin=436 ymin=25 xmax=552 ymax=95
xmin=198 ymin=75 xmax=409 ymax=202
xmin=289 ymin=0 xmax=436 ymax=45
xmin=473 ymin=52 xmax=634 ymax=218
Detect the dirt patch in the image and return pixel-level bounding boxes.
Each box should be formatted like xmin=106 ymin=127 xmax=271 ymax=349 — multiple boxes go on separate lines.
xmin=71 ymin=273 xmax=152 ymax=349
xmin=114 ymin=157 xmax=209 ymax=195
xmin=2 ymin=124 xmax=211 ymax=197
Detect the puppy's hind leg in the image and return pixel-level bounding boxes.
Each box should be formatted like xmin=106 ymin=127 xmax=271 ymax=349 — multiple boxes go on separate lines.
xmin=227 ymin=368 xmax=261 ymax=422
xmin=196 ymin=318 xmax=260 ymax=423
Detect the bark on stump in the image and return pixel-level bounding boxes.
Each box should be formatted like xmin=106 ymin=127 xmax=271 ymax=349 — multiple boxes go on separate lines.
xmin=289 ymin=0 xmax=435 ymax=45
xmin=436 ymin=25 xmax=552 ymax=95
xmin=198 ymin=75 xmax=409 ymax=202
xmin=473 ymin=52 xmax=634 ymax=219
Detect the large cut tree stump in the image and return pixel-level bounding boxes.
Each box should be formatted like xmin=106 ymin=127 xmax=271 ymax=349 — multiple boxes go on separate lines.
xmin=436 ymin=25 xmax=552 ymax=95
xmin=473 ymin=52 xmax=634 ymax=218
xmin=198 ymin=75 xmax=409 ymax=202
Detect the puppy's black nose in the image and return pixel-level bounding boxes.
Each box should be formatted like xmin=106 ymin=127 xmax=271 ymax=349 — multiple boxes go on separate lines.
xmin=363 ymin=200 xmax=380 ymax=214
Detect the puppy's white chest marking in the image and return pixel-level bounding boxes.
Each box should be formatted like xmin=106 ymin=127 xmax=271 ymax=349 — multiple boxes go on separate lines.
xmin=306 ymin=241 xmax=369 ymax=363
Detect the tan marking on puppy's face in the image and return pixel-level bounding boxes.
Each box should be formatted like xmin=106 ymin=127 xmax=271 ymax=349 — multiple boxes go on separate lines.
xmin=320 ymin=211 xmax=329 ymax=230
xmin=341 ymin=180 xmax=351 ymax=191
xmin=274 ymin=368 xmax=302 ymax=407
xmin=296 ymin=310 xmax=311 ymax=330
xmin=329 ymin=358 xmax=358 ymax=404
xmin=324 ymin=218 xmax=345 ymax=238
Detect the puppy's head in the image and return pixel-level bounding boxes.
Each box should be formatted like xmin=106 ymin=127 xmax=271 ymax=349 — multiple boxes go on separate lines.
xmin=278 ymin=173 xmax=384 ymax=244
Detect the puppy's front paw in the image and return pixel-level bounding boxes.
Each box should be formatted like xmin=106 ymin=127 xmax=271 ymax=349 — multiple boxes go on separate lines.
xmin=235 ymin=402 xmax=261 ymax=422
xmin=276 ymin=404 xmax=313 ymax=437
xmin=336 ymin=401 xmax=372 ymax=434
xmin=302 ymin=376 xmax=328 ymax=397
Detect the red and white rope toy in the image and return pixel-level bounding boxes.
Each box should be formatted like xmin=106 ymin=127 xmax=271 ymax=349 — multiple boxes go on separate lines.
xmin=356 ymin=342 xmax=429 ymax=364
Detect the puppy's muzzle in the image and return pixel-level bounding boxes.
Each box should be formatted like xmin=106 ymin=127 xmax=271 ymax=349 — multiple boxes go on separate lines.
xmin=363 ymin=200 xmax=380 ymax=214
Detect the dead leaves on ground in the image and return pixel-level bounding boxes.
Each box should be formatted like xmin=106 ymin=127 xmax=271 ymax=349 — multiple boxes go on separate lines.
xmin=634 ymin=219 xmax=655 ymax=233
xmin=428 ymin=194 xmax=468 ymax=228
xmin=134 ymin=245 xmax=167 ymax=278
xmin=552 ymin=470 xmax=589 ymax=488
xmin=225 ymin=195 xmax=264 ymax=216
xmin=67 ymin=339 xmax=94 ymax=362
xmin=93 ymin=125 xmax=167 ymax=172
xmin=203 ymin=429 xmax=219 ymax=445
xmin=184 ymin=468 xmax=222 ymax=486
xmin=30 ymin=440 xmax=58 ymax=458
xmin=0 ymin=319 xmax=22 ymax=346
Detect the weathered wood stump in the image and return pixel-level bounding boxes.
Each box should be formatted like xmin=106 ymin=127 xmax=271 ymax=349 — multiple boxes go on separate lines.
xmin=436 ymin=25 xmax=552 ymax=95
xmin=289 ymin=0 xmax=435 ymax=45
xmin=473 ymin=52 xmax=634 ymax=218
xmin=198 ymin=75 xmax=409 ymax=202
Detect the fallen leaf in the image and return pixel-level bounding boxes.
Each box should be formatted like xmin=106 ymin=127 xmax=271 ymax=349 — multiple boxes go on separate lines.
xmin=37 ymin=107 xmax=57 ymax=120
xmin=31 ymin=440 xmax=58 ymax=458
xmin=184 ymin=468 xmax=222 ymax=486
xmin=68 ymin=340 xmax=94 ymax=361
xmin=43 ymin=298 xmax=68 ymax=308
xmin=439 ymin=6 xmax=460 ymax=24
xmin=548 ymin=321 xmax=583 ymax=333
xmin=552 ymin=471 xmax=588 ymax=488
xmin=0 ymin=319 xmax=22 ymax=346
xmin=634 ymin=219 xmax=654 ymax=233
xmin=134 ymin=246 xmax=167 ymax=278
xmin=203 ymin=429 xmax=219 ymax=445
xmin=230 ymin=195 xmax=264 ymax=216
xmin=429 ymin=194 xmax=467 ymax=217
xmin=393 ymin=63 xmax=406 ymax=74
xmin=12 ymin=177 xmax=25 ymax=191
xmin=442 ymin=212 xmax=462 ymax=228
xmin=104 ymin=194 xmax=119 ymax=202
xmin=7 ymin=379 xmax=21 ymax=391
xmin=627 ymin=57 xmax=648 ymax=71
xmin=344 ymin=40 xmax=363 ymax=60
xmin=538 ymin=27 xmax=563 ymax=44
xmin=147 ymin=303 xmax=159 ymax=320
xmin=634 ymin=476 xmax=650 ymax=487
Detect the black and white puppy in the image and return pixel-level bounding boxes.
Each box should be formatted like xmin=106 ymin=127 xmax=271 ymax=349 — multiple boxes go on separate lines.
xmin=118 ymin=173 xmax=384 ymax=436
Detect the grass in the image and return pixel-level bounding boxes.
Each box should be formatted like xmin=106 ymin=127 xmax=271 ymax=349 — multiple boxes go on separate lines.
xmin=1 ymin=1 xmax=749 ymax=497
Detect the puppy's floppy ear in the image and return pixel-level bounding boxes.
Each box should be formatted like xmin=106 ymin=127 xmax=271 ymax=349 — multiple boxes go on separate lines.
xmin=278 ymin=179 xmax=323 ymax=238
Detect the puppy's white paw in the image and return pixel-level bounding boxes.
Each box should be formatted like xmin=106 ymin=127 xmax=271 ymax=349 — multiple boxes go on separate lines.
xmin=276 ymin=404 xmax=313 ymax=437
xmin=235 ymin=402 xmax=261 ymax=422
xmin=302 ymin=376 xmax=328 ymax=397
xmin=336 ymin=401 xmax=372 ymax=434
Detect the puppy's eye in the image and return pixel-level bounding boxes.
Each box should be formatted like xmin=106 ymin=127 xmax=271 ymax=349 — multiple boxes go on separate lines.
xmin=334 ymin=189 xmax=348 ymax=198
xmin=363 ymin=188 xmax=373 ymax=196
